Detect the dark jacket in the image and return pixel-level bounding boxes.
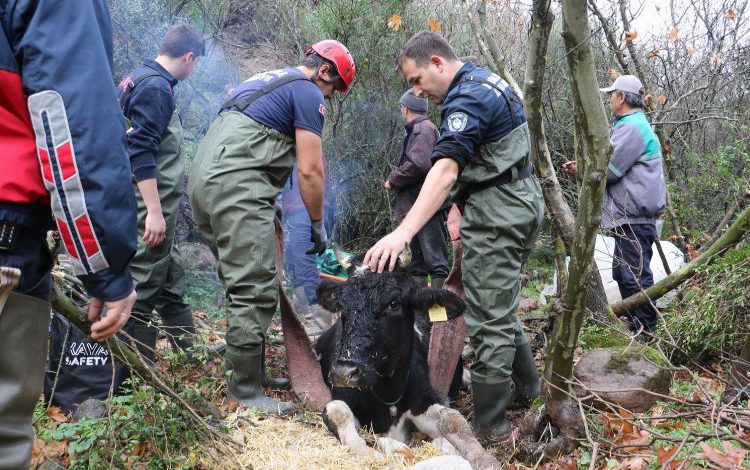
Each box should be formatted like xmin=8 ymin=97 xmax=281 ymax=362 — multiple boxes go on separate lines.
xmin=388 ymin=115 xmax=439 ymax=220
xmin=117 ymin=60 xmax=178 ymax=182
xmin=0 ymin=0 xmax=137 ymax=301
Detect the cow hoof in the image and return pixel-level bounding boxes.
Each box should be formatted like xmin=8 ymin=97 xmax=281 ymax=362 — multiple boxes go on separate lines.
xmin=377 ymin=436 xmax=408 ymax=456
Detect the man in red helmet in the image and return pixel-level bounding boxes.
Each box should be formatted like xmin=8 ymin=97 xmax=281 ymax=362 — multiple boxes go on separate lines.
xmin=188 ymin=40 xmax=355 ymax=414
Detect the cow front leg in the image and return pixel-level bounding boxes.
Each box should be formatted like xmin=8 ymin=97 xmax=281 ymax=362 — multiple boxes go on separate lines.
xmin=411 ymin=404 xmax=501 ymax=470
xmin=322 ymin=400 xmax=378 ymax=457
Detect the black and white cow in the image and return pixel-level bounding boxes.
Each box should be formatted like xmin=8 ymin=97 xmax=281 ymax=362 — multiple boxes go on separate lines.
xmin=314 ymin=254 xmax=500 ymax=469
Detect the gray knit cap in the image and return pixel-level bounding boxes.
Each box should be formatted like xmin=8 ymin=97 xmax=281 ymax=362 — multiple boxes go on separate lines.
xmin=399 ymin=89 xmax=428 ymax=113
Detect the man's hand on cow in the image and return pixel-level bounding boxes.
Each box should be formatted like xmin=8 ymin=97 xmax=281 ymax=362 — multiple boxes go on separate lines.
xmin=88 ymin=289 xmax=137 ymax=341
xmin=384 ymin=180 xmax=392 ymax=190
xmin=364 ymin=228 xmax=411 ymax=273
xmin=562 ymin=160 xmax=577 ymax=179
xmin=307 ymin=218 xmax=327 ymax=255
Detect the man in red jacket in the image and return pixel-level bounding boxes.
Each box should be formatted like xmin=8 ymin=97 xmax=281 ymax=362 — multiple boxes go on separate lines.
xmin=0 ymin=2 xmax=137 ymax=468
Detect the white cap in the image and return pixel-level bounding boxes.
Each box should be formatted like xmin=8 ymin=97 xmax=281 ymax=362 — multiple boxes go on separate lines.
xmin=599 ymin=75 xmax=644 ymax=95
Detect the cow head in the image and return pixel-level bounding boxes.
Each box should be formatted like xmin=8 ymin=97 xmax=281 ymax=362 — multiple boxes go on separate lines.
xmin=317 ymin=249 xmax=465 ymax=389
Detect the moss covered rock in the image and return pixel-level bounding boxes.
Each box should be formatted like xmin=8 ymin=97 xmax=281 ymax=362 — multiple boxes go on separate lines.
xmin=573 ymin=348 xmax=672 ymax=413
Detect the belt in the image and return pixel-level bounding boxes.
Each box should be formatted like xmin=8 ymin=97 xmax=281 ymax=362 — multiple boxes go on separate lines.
xmin=465 ymin=164 xmax=533 ymax=199
xmin=0 ymin=221 xmax=19 ymax=251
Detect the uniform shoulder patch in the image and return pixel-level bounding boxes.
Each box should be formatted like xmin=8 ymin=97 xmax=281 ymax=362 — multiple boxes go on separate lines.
xmin=319 ymin=103 xmax=328 ymax=117
xmin=446 ymin=112 xmax=468 ymax=132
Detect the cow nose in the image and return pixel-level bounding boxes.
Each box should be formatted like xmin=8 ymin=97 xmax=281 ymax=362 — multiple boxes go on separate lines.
xmin=331 ymin=359 xmax=363 ymax=387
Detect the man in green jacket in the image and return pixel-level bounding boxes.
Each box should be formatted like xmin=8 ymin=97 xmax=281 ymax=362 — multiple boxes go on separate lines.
xmin=189 ymin=40 xmax=355 ymax=414
xmin=564 ymin=75 xmax=666 ymax=338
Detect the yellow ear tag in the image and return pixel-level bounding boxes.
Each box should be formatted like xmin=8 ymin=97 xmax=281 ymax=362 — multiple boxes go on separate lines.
xmin=428 ymin=304 xmax=448 ymax=322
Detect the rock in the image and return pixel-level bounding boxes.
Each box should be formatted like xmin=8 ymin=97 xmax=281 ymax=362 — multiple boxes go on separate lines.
xmin=573 ymin=348 xmax=671 ymax=413
xmin=413 ymin=455 xmax=472 ymax=470
xmin=519 ymin=298 xmax=539 ymax=313
xmin=376 ymin=436 xmax=408 ymax=456
xmin=72 ymin=398 xmax=106 ymax=422
xmin=40 ymin=459 xmax=66 ymax=470
xmin=431 ymin=437 xmax=459 ymax=456
xmin=179 ymin=242 xmax=217 ymax=272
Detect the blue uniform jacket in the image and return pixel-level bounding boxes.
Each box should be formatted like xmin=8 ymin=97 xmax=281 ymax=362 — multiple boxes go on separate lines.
xmin=118 ymin=60 xmax=178 ymax=182
xmin=432 ymin=62 xmax=526 ymax=172
xmin=0 ymin=0 xmax=137 ymax=301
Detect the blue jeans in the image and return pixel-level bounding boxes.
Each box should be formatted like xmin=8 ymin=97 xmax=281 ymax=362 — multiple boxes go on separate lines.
xmin=611 ymin=223 xmax=658 ymax=331
xmin=282 ymin=211 xmax=319 ymax=304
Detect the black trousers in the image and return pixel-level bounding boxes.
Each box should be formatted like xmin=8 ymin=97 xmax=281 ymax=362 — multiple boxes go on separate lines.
xmin=611 ymin=223 xmax=658 ymax=331
xmin=1 ymin=224 xmax=52 ymax=300
xmin=409 ymin=209 xmax=449 ymax=279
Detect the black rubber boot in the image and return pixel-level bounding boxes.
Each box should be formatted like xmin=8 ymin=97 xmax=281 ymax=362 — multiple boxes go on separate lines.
xmin=0 ymin=292 xmax=51 ymax=469
xmin=160 ymin=307 xmax=195 ymax=359
xmin=132 ymin=321 xmax=158 ymax=362
xmin=261 ymin=342 xmax=290 ymax=390
xmin=226 ymin=349 xmax=296 ymax=415
xmin=471 ymin=379 xmax=512 ymax=441
xmin=509 ymin=343 xmax=541 ymax=409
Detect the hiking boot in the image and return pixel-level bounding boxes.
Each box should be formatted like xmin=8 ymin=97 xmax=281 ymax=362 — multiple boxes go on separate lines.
xmin=225 ymin=348 xmax=296 ymax=415
xmin=472 ymin=379 xmax=512 ymax=441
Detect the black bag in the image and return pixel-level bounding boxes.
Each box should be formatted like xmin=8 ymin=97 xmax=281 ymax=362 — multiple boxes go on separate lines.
xmin=44 ymin=312 xmax=133 ymax=413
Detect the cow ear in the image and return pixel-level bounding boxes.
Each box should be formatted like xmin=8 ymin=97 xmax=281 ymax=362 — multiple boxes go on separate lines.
xmin=316 ymin=280 xmax=342 ymax=312
xmin=414 ymin=288 xmax=465 ymax=321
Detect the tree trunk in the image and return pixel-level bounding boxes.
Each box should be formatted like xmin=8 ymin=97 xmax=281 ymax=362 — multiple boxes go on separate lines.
xmin=522 ymin=0 xmax=608 ymax=317
xmin=611 ymin=203 xmax=750 ymax=316
xmin=544 ymin=0 xmax=614 ymax=453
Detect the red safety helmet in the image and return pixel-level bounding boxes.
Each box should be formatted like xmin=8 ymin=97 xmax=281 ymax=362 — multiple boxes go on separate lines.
xmin=306 ymin=40 xmax=356 ymax=92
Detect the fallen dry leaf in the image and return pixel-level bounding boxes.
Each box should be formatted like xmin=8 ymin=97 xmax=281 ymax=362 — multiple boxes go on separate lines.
xmin=608 ymin=67 xmax=622 ymax=80
xmin=727 ymin=8 xmax=737 ymax=21
xmin=387 ymin=14 xmax=402 ymax=31
xmin=667 ymin=25 xmax=679 ymax=43
xmin=46 ymin=406 xmax=69 ymax=423
xmin=623 ymin=30 xmax=639 ymax=42
xmin=656 ymin=445 xmax=679 ymax=465
xmin=427 ymin=18 xmax=441 ymax=32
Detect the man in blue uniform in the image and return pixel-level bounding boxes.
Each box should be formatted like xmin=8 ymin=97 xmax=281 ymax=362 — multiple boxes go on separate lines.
xmin=188 ymin=40 xmax=355 ymax=414
xmin=365 ymin=32 xmax=543 ymax=439
xmin=118 ymin=25 xmax=205 ymax=361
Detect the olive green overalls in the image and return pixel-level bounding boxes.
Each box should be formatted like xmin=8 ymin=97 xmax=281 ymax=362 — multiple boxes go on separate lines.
xmin=130 ymin=111 xmax=193 ymax=344
xmin=188 ymin=111 xmax=295 ymax=356
xmin=455 ymin=121 xmax=544 ymax=384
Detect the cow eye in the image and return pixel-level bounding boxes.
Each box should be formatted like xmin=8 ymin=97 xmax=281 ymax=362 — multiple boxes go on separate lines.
xmin=388 ymin=299 xmax=401 ymax=310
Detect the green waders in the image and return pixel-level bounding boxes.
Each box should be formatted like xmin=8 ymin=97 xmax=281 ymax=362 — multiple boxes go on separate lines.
xmin=131 ymin=111 xmax=194 ymax=359
xmin=0 ymin=291 xmax=51 ymax=469
xmin=454 ymin=122 xmax=544 ymax=438
xmin=188 ymin=111 xmax=295 ymax=414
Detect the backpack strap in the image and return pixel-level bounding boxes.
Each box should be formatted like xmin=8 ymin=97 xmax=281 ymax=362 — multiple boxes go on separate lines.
xmin=118 ymin=71 xmax=167 ymax=119
xmin=220 ymin=74 xmax=311 ymax=114
xmin=462 ymin=74 xmax=522 ymax=129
